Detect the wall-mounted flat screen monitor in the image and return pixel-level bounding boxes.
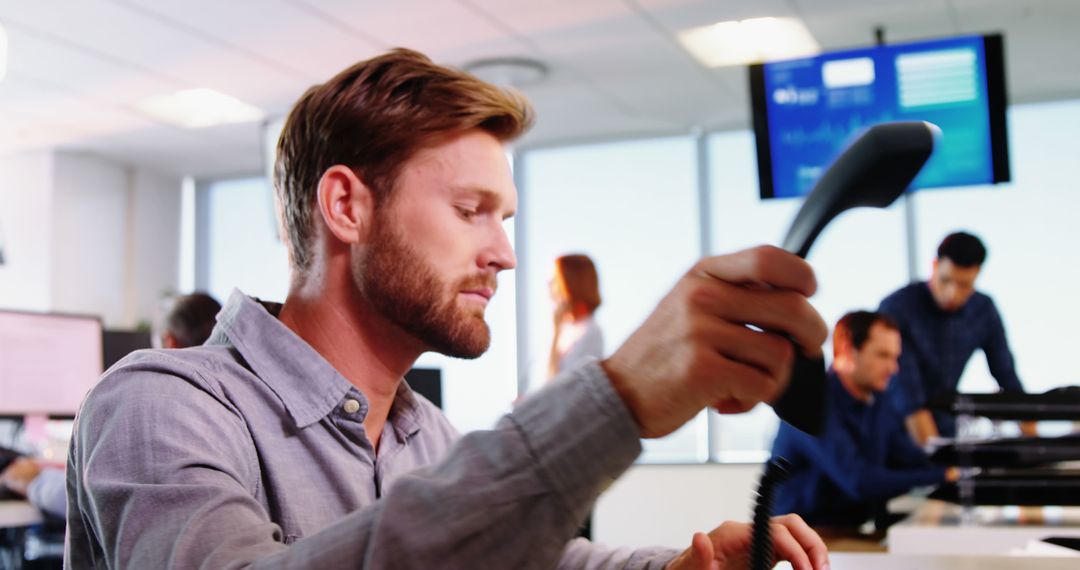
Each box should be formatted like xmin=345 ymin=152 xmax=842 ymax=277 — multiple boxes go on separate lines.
xmin=0 ymin=310 xmax=103 ymax=416
xmin=750 ymin=33 xmax=1009 ymax=199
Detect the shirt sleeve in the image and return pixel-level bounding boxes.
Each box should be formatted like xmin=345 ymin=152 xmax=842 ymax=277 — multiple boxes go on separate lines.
xmin=558 ymin=538 xmax=678 ymax=569
xmin=785 ymin=417 xmax=944 ymax=504
xmin=26 ymin=466 xmax=67 ymax=519
xmin=68 ymin=358 xmax=645 ymax=569
xmin=982 ymin=298 xmax=1025 ymax=393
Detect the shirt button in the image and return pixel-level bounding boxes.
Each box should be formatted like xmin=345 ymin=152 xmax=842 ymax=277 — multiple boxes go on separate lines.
xmin=343 ymin=399 xmax=361 ymax=414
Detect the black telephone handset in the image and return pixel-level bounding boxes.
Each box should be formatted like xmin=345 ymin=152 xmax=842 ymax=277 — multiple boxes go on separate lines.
xmin=751 ymin=121 xmax=939 ymax=569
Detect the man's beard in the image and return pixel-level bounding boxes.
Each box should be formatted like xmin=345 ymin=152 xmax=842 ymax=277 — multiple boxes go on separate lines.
xmin=355 ymin=217 xmax=493 ymax=359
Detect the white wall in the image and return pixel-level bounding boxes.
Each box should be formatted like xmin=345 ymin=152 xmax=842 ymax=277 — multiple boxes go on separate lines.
xmin=51 ymin=153 xmax=129 ymax=325
xmin=594 ymin=463 xmax=763 ymax=549
xmin=0 ymin=151 xmax=53 ymax=312
xmin=0 ymin=150 xmax=182 ymax=328
xmin=130 ymin=169 xmax=183 ymax=326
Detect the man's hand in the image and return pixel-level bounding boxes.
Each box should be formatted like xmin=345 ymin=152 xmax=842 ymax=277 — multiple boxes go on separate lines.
xmin=602 ymin=246 xmax=827 ymax=438
xmin=665 ymin=514 xmax=829 ymax=570
xmin=0 ymin=457 xmax=42 ymax=497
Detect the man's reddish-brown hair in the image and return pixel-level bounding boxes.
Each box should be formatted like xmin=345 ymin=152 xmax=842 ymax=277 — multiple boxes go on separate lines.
xmin=274 ymin=48 xmax=535 ymax=274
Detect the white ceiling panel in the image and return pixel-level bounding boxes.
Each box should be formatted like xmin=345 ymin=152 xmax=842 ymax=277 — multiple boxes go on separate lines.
xmin=0 ymin=0 xmax=1076 ymax=177
xmin=301 ymin=0 xmax=510 ymax=54
xmin=465 ymin=0 xmax=632 ymax=38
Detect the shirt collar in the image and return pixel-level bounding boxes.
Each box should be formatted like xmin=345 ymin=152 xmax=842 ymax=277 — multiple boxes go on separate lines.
xmin=212 ymin=289 xmax=355 ymax=429
xmin=212 ymin=290 xmax=428 ymax=436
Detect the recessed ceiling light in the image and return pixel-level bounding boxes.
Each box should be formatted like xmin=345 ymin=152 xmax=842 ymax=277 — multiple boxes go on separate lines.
xmin=463 ymin=57 xmax=549 ymax=88
xmin=135 ymin=88 xmax=264 ymax=128
xmin=678 ymin=17 xmax=820 ymax=68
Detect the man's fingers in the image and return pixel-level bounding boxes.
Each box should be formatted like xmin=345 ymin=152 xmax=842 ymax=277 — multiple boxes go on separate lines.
xmin=701 ymin=351 xmax=787 ymax=408
xmin=695 ymin=246 xmax=817 ymax=296
xmin=690 ymin=532 xmax=716 ymax=570
xmin=775 ymin=514 xmax=830 ymax=570
xmin=684 ymin=278 xmax=827 ymax=355
xmin=698 ymin=321 xmax=794 ymax=382
xmin=770 ymin=523 xmax=813 ymax=570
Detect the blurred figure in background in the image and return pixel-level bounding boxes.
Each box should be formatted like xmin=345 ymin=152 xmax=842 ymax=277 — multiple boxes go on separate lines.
xmin=161 ymin=292 xmax=222 ymax=348
xmin=547 ymin=254 xmax=604 ymax=380
xmin=0 ymin=291 xmax=222 ymax=520
xmin=771 ymin=311 xmax=954 ymax=535
xmin=879 ymin=232 xmax=1034 ymax=444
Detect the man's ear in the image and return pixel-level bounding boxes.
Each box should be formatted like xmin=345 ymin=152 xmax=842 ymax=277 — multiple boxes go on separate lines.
xmin=316 ymin=165 xmax=375 ymax=245
xmin=832 ymin=332 xmax=853 ymax=370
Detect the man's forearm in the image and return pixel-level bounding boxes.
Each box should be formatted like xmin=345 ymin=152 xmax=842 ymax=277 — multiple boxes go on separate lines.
xmin=906 ymin=409 xmax=939 ymax=446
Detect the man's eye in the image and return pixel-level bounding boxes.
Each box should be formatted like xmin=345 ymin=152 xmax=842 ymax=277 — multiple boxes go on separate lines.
xmin=456 ymin=207 xmax=477 ymax=220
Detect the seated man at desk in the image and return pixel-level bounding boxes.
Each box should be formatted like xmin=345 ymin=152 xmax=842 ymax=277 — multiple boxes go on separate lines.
xmin=772 ymin=310 xmax=956 ymax=529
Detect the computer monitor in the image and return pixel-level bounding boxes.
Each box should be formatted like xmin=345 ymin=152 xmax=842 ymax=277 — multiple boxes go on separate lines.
xmin=404 ymin=367 xmax=442 ymax=409
xmin=0 ymin=309 xmax=103 ymax=416
xmin=102 ymin=329 xmax=154 ymax=370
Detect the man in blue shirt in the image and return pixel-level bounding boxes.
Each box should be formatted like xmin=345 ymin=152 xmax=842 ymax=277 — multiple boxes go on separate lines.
xmin=879 ymin=232 xmax=1033 ymax=444
xmin=772 ymin=311 xmax=954 ymax=528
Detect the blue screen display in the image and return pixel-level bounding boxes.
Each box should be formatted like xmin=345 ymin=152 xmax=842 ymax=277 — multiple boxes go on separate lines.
xmin=752 ymin=34 xmax=1007 ymax=199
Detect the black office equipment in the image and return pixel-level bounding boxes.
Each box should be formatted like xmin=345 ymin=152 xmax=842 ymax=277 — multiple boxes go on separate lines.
xmin=1042 ymin=537 xmax=1080 ymax=553
xmin=929 ymin=388 xmax=1080 ymax=421
xmin=930 ymin=434 xmax=1080 ymax=468
xmin=772 ymin=121 xmax=937 ymax=437
xmin=102 ymin=330 xmax=154 ymax=370
xmin=404 ymin=368 xmax=443 ymax=409
xmin=930 ymin=469 xmax=1080 ymax=506
xmin=750 ymin=121 xmax=938 ymax=566
xmin=749 ymin=457 xmax=792 ymax=570
xmin=926 ymin=385 xmax=1080 ymax=509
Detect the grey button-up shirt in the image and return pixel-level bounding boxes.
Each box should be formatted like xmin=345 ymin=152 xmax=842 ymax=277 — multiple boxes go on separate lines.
xmin=66 ymin=291 xmax=677 ymax=568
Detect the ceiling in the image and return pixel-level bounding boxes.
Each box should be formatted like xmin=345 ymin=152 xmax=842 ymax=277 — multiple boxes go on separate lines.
xmin=0 ymin=0 xmax=1077 ymax=178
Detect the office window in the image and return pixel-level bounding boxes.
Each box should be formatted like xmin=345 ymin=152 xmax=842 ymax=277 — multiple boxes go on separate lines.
xmin=203 ymin=177 xmax=291 ymax=304
xmin=521 ymin=136 xmax=708 ymax=463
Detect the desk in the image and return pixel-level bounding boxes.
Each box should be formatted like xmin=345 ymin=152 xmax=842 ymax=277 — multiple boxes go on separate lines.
xmin=888 ymin=499 xmax=1080 ymax=556
xmin=0 ymin=501 xmax=42 ymax=528
xmin=806 ymin=553 xmax=1080 ymax=569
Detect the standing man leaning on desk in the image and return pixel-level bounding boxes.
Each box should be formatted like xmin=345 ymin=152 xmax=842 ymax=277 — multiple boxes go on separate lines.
xmin=879 ymin=232 xmax=1035 ymax=445
xmin=771 ymin=311 xmax=956 ymax=530
xmin=67 ymin=49 xmax=831 ymax=569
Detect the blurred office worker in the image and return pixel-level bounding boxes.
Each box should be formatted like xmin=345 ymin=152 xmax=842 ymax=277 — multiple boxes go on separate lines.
xmin=0 ymin=292 xmax=223 ymax=522
xmin=771 ymin=311 xmax=953 ymax=529
xmin=879 ymin=232 xmax=1033 ymax=444
xmin=66 ymin=48 xmax=830 ymax=569
xmin=548 ymin=253 xmax=605 ymax=380
xmin=160 ymin=292 xmax=222 ymax=349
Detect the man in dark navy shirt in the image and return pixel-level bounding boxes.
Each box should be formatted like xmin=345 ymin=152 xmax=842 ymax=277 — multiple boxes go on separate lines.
xmin=879 ymin=232 xmax=1034 ymax=444
xmin=772 ymin=311 xmax=954 ymax=528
